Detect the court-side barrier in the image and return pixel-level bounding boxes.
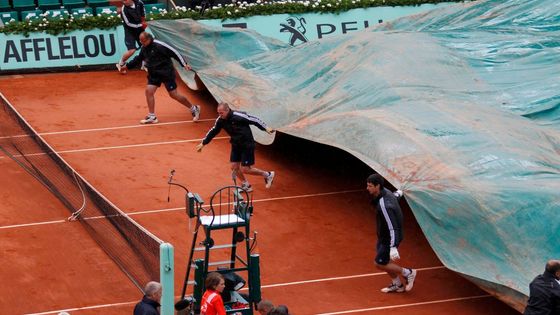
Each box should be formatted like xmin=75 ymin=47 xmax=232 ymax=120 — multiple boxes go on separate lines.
xmin=0 ymin=3 xmax=450 ymax=72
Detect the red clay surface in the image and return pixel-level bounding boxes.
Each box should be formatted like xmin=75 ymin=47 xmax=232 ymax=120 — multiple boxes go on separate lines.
xmin=0 ymin=71 xmax=520 ymax=314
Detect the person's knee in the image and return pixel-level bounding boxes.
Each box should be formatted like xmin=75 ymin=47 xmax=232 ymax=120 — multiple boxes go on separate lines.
xmin=241 ymin=166 xmax=251 ymax=173
xmin=231 ymin=164 xmax=241 ymax=171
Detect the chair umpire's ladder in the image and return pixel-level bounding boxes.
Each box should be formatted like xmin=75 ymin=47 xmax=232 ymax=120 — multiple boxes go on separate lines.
xmin=169 ymin=174 xmax=261 ymax=315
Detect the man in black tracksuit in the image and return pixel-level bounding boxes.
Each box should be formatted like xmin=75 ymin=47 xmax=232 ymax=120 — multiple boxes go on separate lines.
xmin=197 ymin=102 xmax=275 ymax=192
xmin=524 ymin=260 xmax=560 ymax=315
xmin=120 ymin=32 xmax=200 ymax=124
xmin=116 ymin=0 xmax=146 ymax=72
xmin=367 ymin=173 xmax=417 ymax=293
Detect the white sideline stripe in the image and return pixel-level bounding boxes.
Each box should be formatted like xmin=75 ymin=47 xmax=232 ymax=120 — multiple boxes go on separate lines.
xmin=56 ymin=136 xmax=229 ymax=154
xmin=0 ymin=136 xmax=229 ymax=160
xmin=0 ymin=118 xmax=216 ymax=138
xmin=316 ymin=295 xmax=492 ymax=315
xmin=23 ymin=300 xmax=137 ymax=315
xmin=0 ymin=219 xmax=67 ymax=230
xmin=127 ymin=189 xmax=363 ymax=216
xmin=39 ymin=118 xmax=216 ymax=136
xmin=0 ymin=189 xmax=363 ymax=230
xmin=258 ymin=266 xmax=446 ymax=289
xmin=24 ymin=268 xmax=450 ymax=315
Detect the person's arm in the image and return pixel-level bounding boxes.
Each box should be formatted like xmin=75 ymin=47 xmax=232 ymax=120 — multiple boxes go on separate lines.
xmin=379 ymin=198 xmax=399 ymax=248
xmin=138 ymin=1 xmax=147 ymax=29
xmin=120 ymin=6 xmax=143 ymax=29
xmin=197 ymin=118 xmax=223 ymax=152
xmin=154 ymin=40 xmax=188 ymax=68
xmin=232 ymin=111 xmax=274 ymax=133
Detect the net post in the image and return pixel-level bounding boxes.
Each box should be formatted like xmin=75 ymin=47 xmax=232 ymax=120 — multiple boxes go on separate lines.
xmin=160 ymin=243 xmax=174 ymax=315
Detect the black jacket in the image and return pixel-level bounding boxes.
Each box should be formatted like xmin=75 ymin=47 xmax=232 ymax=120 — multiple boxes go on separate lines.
xmin=121 ymin=0 xmax=145 ymax=31
xmin=133 ymin=296 xmax=160 ymax=315
xmin=127 ymin=39 xmax=187 ymax=73
xmin=371 ymin=188 xmax=403 ymax=247
xmin=524 ymin=271 xmax=560 ymax=315
xmin=202 ymin=110 xmax=268 ymax=147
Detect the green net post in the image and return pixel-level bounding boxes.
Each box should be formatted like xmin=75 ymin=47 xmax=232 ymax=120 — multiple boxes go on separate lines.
xmin=160 ymin=243 xmax=174 ymax=315
xmin=249 ymin=254 xmax=261 ymax=304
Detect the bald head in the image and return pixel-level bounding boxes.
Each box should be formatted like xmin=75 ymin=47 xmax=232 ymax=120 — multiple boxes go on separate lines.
xmin=139 ymin=32 xmax=153 ymax=47
xmin=217 ymin=102 xmax=231 ymax=119
xmin=545 ymin=260 xmax=560 ymax=277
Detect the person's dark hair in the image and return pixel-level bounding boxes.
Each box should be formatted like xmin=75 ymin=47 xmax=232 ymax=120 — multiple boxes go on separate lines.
xmin=367 ymin=173 xmax=384 ymax=187
xmin=141 ymin=31 xmax=153 ymax=41
xmin=545 ymin=260 xmax=560 ymax=274
xmin=269 ymin=305 xmax=290 ymax=315
xmin=205 ymin=272 xmax=224 ymax=290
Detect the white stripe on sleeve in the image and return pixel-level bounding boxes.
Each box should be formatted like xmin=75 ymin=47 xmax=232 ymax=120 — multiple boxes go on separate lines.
xmin=379 ymin=198 xmax=396 ymax=247
xmin=153 ymin=39 xmax=187 ymax=67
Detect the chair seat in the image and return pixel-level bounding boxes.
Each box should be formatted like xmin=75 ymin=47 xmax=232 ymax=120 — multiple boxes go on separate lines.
xmin=199 ymin=214 xmax=245 ymax=228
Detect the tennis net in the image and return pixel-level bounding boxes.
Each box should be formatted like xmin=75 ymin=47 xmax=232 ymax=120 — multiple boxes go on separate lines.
xmin=0 ymin=93 xmax=173 ymax=308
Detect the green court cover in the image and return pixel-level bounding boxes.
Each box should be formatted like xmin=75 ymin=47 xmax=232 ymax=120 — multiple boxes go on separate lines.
xmin=150 ymin=0 xmax=560 ymax=310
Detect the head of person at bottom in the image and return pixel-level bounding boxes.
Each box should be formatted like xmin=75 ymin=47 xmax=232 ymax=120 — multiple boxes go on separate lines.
xmin=545 ymin=259 xmax=560 ymax=279
xmin=366 ymin=173 xmax=384 ymax=198
xmin=205 ymin=272 xmax=226 ymax=292
xmin=257 ymin=300 xmax=274 ymax=315
xmin=144 ymin=281 xmax=162 ymax=303
xmin=269 ymin=305 xmax=290 ymax=315
xmin=217 ymin=102 xmax=231 ymax=120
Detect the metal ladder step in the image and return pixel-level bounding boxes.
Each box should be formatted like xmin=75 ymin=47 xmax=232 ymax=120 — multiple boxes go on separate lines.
xmin=190 ymin=260 xmax=235 ymax=268
xmin=194 ymin=243 xmax=236 ymax=251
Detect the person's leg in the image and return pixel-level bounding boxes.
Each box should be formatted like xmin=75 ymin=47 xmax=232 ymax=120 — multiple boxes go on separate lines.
xmin=239 ymin=145 xmax=275 ymax=188
xmin=146 ymin=85 xmax=158 ymax=114
xmin=120 ymin=48 xmax=136 ymax=65
xmin=168 ymin=88 xmax=194 ymax=109
xmin=166 ymin=79 xmax=200 ymax=121
xmin=375 ymin=242 xmax=405 ymax=293
xmin=231 ymin=162 xmax=246 ymax=183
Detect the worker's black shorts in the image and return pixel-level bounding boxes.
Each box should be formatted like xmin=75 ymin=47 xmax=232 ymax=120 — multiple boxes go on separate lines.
xmin=375 ymin=241 xmax=393 ymax=265
xmin=230 ymin=144 xmax=255 ymax=166
xmin=147 ymin=70 xmax=177 ymax=92
xmin=124 ymin=27 xmax=142 ymax=50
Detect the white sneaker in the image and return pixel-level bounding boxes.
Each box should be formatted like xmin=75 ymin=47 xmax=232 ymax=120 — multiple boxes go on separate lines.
xmin=381 ymin=283 xmax=405 ymax=293
xmin=241 ymin=182 xmax=253 ymax=192
xmin=405 ymin=269 xmax=417 ymax=292
xmin=264 ymin=171 xmax=275 ymax=189
xmin=140 ymin=115 xmax=158 ymax=124
xmin=191 ymin=105 xmax=200 ymax=122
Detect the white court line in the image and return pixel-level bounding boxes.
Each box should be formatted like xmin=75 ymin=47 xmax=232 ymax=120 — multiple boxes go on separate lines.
xmin=0 ymin=136 xmax=229 ymax=160
xmin=38 ymin=118 xmax=216 ymax=136
xmin=259 ymin=266 xmax=446 ymax=288
xmin=316 ymin=295 xmax=492 ymax=315
xmin=25 ymin=267 xmax=451 ymax=315
xmin=0 ymin=118 xmax=216 ymax=139
xmin=0 ymin=189 xmax=363 ymax=230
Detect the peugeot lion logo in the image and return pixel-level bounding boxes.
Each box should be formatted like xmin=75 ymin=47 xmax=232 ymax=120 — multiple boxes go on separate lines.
xmin=280 ymin=16 xmax=308 ymax=46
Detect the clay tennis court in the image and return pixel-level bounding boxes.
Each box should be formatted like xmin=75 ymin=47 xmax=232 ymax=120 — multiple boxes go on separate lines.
xmin=0 ymin=71 xmax=519 ymax=314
